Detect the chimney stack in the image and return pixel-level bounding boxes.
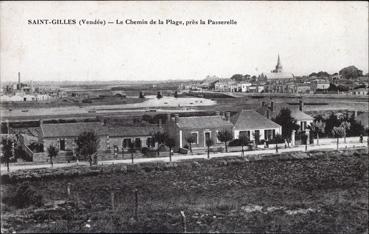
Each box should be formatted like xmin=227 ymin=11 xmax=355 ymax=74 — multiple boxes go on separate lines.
xmin=225 ymin=112 xmax=231 ymax=122
xmin=266 ymin=109 xmax=270 ymax=119
xmin=174 ymin=114 xmax=180 ymax=123
xmin=18 ymin=72 xmax=21 ymax=84
xmin=299 ymin=99 xmax=304 ymax=111
xmin=158 ymin=118 xmax=162 ymax=128
xmin=270 ymin=101 xmax=274 ymax=112
xmin=167 ymin=113 xmax=171 ymax=123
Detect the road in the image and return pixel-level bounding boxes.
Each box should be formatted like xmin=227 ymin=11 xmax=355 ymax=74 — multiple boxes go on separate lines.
xmin=1 ymin=141 xmax=367 ymax=174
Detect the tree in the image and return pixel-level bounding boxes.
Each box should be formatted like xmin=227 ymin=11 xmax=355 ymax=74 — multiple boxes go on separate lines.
xmin=165 ymin=138 xmax=176 ymax=162
xmin=174 ymin=91 xmax=178 ymax=98
xmin=139 ymin=91 xmax=145 ymax=99
xmin=274 ymin=134 xmax=283 ymax=153
xmin=332 ymin=127 xmax=345 ymax=150
xmin=217 ymin=129 xmax=233 ymax=152
xmin=47 ymin=145 xmax=58 ymax=168
xmin=152 ymin=132 xmax=168 ymax=156
xmin=252 ymin=131 xmax=260 ymax=148
xmin=205 ymin=139 xmax=214 ymax=159
xmin=185 ymin=134 xmax=195 ymax=154
xmin=340 ymin=121 xmax=351 ymax=144
xmin=309 ymin=120 xmax=325 ymax=145
xmin=230 ymin=74 xmax=244 ymax=82
xmin=325 ymin=113 xmax=340 ymax=137
xmin=339 ymin=66 xmax=363 ymax=79
xmin=1 ymin=137 xmax=14 ymax=172
xmin=156 ymin=91 xmax=163 ymax=99
xmin=75 ymin=131 xmax=99 ymax=166
xmin=128 ymin=141 xmax=136 ymax=164
xmin=238 ymin=135 xmax=249 ymax=157
xmin=273 ymin=108 xmax=299 ymax=139
xmin=347 ymin=115 xmax=365 ymax=137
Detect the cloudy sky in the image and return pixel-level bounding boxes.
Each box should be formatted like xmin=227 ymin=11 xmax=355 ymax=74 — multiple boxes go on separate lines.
xmin=1 ymin=1 xmax=368 ymax=82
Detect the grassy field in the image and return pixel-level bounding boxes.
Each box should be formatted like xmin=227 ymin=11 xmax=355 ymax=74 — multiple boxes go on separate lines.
xmin=1 ymin=149 xmax=368 ymax=233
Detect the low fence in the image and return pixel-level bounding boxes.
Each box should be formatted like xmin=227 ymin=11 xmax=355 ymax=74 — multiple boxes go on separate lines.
xmin=314 ymin=136 xmax=368 ymax=145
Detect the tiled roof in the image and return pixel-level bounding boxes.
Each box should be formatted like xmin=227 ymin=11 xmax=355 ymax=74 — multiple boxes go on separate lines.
xmin=231 ymin=110 xmax=281 ymax=130
xmin=176 ymin=116 xmax=233 ymax=129
xmin=41 ymin=122 xmax=106 ymax=138
xmin=256 ymin=103 xmax=314 ymax=121
xmin=107 ymin=126 xmax=162 ymax=137
xmin=290 ymin=109 xmax=314 ymax=121
xmin=266 ymin=72 xmax=294 ymax=79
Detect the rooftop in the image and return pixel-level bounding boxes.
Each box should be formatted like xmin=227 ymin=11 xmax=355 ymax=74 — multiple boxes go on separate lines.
xmin=231 ymin=110 xmax=281 ymax=130
xmin=176 ymin=115 xmax=233 ymax=129
xmin=41 ymin=122 xmax=106 ymax=138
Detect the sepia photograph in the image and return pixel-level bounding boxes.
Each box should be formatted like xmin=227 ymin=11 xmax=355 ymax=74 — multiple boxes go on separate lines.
xmin=0 ymin=1 xmax=368 ymax=233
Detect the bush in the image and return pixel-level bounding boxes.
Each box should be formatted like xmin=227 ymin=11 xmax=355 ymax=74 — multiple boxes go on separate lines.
xmin=178 ymin=148 xmax=188 ymax=154
xmin=141 ymin=147 xmax=149 ymax=154
xmin=229 ymin=139 xmax=251 ymax=147
xmin=11 ymin=182 xmax=43 ymax=208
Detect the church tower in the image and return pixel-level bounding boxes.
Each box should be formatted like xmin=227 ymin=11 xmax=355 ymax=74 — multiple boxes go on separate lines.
xmin=273 ymin=54 xmax=283 ymax=73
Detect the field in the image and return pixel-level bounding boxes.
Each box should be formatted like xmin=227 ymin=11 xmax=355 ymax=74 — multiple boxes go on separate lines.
xmin=1 ymin=149 xmax=368 ymax=233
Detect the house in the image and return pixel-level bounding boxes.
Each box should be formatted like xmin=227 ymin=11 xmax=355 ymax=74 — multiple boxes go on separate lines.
xmin=40 ymin=122 xmax=107 ymax=153
xmin=105 ymin=125 xmax=162 ymax=152
xmin=214 ymin=79 xmax=237 ymax=92
xmin=256 ymin=100 xmax=314 ymax=132
xmin=237 ymin=82 xmax=252 ymax=92
xmin=166 ymin=113 xmax=233 ymax=151
xmin=296 ymin=83 xmax=312 ymax=94
xmin=230 ymin=110 xmax=281 ymax=141
xmin=350 ymin=88 xmax=368 ymax=96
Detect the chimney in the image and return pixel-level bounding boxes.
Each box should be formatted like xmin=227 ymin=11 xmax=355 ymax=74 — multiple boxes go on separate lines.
xmin=18 ymin=72 xmax=21 ymax=84
xmin=299 ymin=99 xmax=304 ymax=111
xmin=270 ymin=101 xmax=274 ymax=112
xmin=167 ymin=113 xmax=171 ymax=123
xmin=158 ymin=118 xmax=162 ymax=128
xmin=225 ymin=112 xmax=231 ymax=122
xmin=354 ymin=110 xmax=358 ymax=118
xmin=266 ymin=109 xmax=270 ymax=119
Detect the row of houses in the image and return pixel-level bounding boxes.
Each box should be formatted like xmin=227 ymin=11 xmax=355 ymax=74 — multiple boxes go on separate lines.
xmin=32 ymin=101 xmax=313 ymax=160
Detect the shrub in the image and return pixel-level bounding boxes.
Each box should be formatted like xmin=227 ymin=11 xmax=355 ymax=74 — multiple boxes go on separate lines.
xmin=141 ymin=147 xmax=149 ymax=154
xmin=12 ymin=182 xmax=43 ymax=208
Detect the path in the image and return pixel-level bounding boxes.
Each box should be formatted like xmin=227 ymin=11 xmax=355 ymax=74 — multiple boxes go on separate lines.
xmin=1 ymin=140 xmax=367 ymax=174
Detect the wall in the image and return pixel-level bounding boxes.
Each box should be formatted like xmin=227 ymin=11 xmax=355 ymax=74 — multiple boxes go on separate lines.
xmin=180 ymin=126 xmax=233 ymax=150
xmin=233 ymin=127 xmax=282 ymax=140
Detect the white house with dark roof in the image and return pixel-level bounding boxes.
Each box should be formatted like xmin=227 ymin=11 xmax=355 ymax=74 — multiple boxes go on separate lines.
xmin=256 ymin=100 xmax=314 ymax=131
xmin=166 ymin=113 xmax=234 ymax=151
xmin=230 ymin=110 xmax=282 ymax=141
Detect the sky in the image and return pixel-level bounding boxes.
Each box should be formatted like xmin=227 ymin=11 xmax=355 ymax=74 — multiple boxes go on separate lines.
xmin=1 ymin=1 xmax=368 ymax=82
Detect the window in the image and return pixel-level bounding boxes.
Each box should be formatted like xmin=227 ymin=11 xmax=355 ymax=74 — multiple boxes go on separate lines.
xmin=59 ymin=139 xmax=65 ymax=151
xmin=122 ymin=138 xmax=132 ymax=148
xmin=239 ymin=131 xmax=250 ymax=138
xmin=191 ymin=132 xmax=198 ymax=144
xmin=134 ymin=138 xmax=142 ymax=148
xmin=146 ymin=137 xmax=153 ymax=147
xmin=205 ymin=132 xmax=211 ymax=141
xmin=264 ymin=130 xmax=274 ymax=141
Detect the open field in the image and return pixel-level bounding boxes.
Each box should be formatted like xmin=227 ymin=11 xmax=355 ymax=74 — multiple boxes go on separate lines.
xmin=1 ymin=149 xmax=368 ymax=233
xmin=2 ymin=93 xmax=368 ymax=122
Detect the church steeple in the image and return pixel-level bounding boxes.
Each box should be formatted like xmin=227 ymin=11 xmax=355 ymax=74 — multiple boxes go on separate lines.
xmin=273 ymin=54 xmax=283 ymax=73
